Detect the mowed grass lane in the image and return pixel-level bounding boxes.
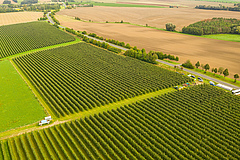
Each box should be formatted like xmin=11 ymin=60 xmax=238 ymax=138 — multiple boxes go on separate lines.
xmin=0 ymin=60 xmax=46 ymax=133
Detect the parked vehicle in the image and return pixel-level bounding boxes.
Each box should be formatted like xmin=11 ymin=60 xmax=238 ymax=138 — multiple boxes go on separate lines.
xmin=209 ymin=81 xmax=215 ymax=86
xmin=198 ymin=77 xmax=203 ymax=82
xmin=216 ymin=84 xmax=233 ymax=91
xmin=232 ymin=89 xmax=240 ymax=95
xmin=191 ymin=75 xmax=195 ymax=78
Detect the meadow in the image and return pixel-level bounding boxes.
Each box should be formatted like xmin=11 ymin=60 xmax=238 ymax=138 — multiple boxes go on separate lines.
xmin=0 ymin=60 xmax=46 ymax=133
xmin=13 ymin=43 xmax=191 ymax=117
xmin=0 ymin=22 xmax=75 ymax=59
xmin=0 ymin=85 xmax=239 ymax=159
xmin=202 ymin=34 xmax=240 ymax=42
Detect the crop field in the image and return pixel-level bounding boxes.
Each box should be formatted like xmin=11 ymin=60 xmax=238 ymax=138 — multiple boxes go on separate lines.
xmin=0 ymin=60 xmax=46 ymax=133
xmin=56 ymin=7 xmax=240 ymax=31
xmin=13 ymin=43 xmax=191 ymax=117
xmin=0 ymin=22 xmax=75 ymax=59
xmin=55 ymin=15 xmax=240 ymax=77
xmin=0 ymin=12 xmax=42 ymax=26
xmin=0 ymin=85 xmax=239 ymax=159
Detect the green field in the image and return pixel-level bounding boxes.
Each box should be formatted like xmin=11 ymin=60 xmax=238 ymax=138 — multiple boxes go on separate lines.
xmin=0 ymin=85 xmax=239 ymax=159
xmin=13 ymin=43 xmax=191 ymax=118
xmin=202 ymin=34 xmax=240 ymax=42
xmin=0 ymin=60 xmax=46 ymax=133
xmin=0 ymin=22 xmax=75 ymax=59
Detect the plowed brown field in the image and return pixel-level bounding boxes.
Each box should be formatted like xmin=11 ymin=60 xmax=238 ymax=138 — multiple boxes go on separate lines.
xmin=0 ymin=12 xmax=42 ymax=26
xmin=57 ymin=7 xmax=240 ymax=31
xmin=55 ymin=14 xmax=240 ymax=77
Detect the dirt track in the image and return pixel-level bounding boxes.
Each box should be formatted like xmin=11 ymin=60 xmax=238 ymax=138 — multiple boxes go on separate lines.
xmin=55 ymin=14 xmax=240 ymax=77
xmin=0 ymin=12 xmax=42 ymax=26
xmin=57 ymin=7 xmax=240 ymax=31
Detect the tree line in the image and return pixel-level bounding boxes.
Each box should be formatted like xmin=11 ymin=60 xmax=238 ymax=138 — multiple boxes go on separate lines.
xmin=0 ymin=4 xmax=61 ymax=13
xmin=195 ymin=4 xmax=240 ymax=12
xmin=182 ymin=18 xmax=240 ymax=35
xmin=182 ymin=60 xmax=239 ymax=82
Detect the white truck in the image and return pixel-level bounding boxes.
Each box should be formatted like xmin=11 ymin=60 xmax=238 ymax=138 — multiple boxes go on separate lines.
xmin=216 ymin=84 xmax=233 ymax=91
xmin=39 ymin=116 xmax=52 ymax=126
xmin=232 ymin=89 xmax=240 ymax=95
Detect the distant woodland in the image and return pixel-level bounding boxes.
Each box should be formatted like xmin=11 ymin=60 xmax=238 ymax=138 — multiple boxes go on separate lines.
xmin=195 ymin=3 xmax=240 ymax=11
xmin=182 ymin=18 xmax=240 ymax=35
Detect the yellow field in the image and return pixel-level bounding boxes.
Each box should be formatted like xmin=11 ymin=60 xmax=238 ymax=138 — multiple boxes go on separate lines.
xmin=0 ymin=12 xmax=42 ymax=26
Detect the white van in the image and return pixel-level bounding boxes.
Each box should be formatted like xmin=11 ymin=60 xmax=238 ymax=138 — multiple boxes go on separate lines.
xmin=232 ymin=89 xmax=240 ymax=95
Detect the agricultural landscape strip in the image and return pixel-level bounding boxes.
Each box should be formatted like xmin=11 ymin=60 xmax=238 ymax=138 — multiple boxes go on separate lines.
xmin=0 ymin=85 xmax=239 ymax=159
xmin=13 ymin=43 xmax=191 ymax=117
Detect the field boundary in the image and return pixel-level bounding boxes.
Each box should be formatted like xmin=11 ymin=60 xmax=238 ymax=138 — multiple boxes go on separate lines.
xmin=0 ymin=87 xmax=174 ymax=140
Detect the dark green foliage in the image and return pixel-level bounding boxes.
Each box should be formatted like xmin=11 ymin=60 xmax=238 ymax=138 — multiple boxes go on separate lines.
xmin=182 ymin=18 xmax=240 ymax=35
xmin=195 ymin=61 xmax=200 ymax=68
xmin=182 ymin=27 xmax=203 ymax=35
xmin=3 ymin=0 xmax=11 ymax=4
xmin=182 ymin=60 xmax=195 ymax=69
xmin=13 ymin=43 xmax=191 ymax=117
xmin=204 ymin=64 xmax=210 ymax=73
xmin=223 ymin=68 xmax=229 ymax=78
xmin=21 ymin=0 xmax=37 ymax=4
xmin=234 ymin=74 xmax=239 ymax=82
xmin=88 ymin=33 xmax=103 ymax=40
xmin=0 ymin=22 xmax=75 ymax=59
xmin=165 ymin=23 xmax=176 ymax=31
xmin=2 ymin=85 xmax=240 ymax=159
xmin=196 ymin=4 xmax=240 ymax=12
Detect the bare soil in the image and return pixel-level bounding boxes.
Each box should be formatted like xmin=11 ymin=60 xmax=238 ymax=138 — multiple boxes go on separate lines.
xmin=57 ymin=6 xmax=240 ymax=31
xmin=0 ymin=12 xmax=42 ymax=26
xmin=55 ymin=14 xmax=240 ymax=77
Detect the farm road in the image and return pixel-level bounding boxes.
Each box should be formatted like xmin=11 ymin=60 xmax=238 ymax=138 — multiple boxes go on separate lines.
xmin=157 ymin=59 xmax=240 ymax=89
xmin=46 ymin=14 xmax=239 ymax=89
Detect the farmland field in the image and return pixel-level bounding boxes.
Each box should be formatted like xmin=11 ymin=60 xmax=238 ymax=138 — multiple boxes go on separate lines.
xmin=55 ymin=15 xmax=240 ymax=77
xmin=0 ymin=22 xmax=75 ymax=59
xmin=0 ymin=85 xmax=240 ymax=159
xmin=0 ymin=60 xmax=46 ymax=133
xmin=13 ymin=43 xmax=191 ymax=117
xmin=0 ymin=12 xmax=42 ymax=26
xmin=56 ymin=7 xmax=240 ymax=31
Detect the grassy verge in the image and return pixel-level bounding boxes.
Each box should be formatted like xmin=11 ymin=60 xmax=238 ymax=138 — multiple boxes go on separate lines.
xmin=202 ymin=34 xmax=240 ymax=43
xmin=0 ymin=60 xmax=46 ymax=133
xmin=1 ymin=37 xmax=82 ymax=60
xmin=0 ymin=87 xmax=174 ymax=140
xmin=162 ymin=59 xmax=180 ymax=65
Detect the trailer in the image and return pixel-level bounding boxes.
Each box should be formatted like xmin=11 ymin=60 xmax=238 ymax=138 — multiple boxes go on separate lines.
xmin=216 ymin=84 xmax=233 ymax=91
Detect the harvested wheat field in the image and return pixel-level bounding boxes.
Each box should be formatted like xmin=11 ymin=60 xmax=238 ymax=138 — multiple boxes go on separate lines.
xmin=57 ymin=7 xmax=240 ymax=31
xmin=56 ymin=14 xmax=240 ymax=76
xmin=0 ymin=12 xmax=42 ymax=26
